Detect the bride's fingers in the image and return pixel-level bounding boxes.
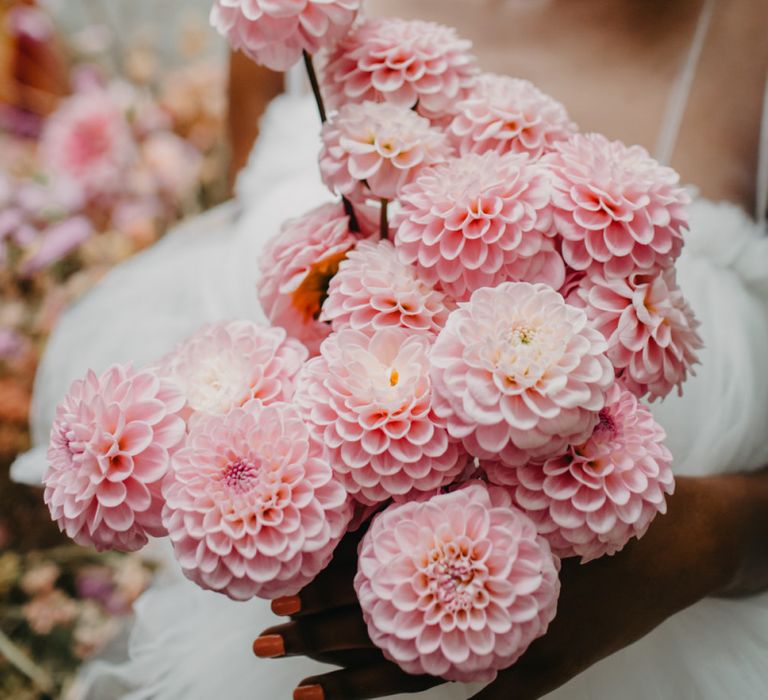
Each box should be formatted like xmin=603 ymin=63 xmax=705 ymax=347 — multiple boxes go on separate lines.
xmin=272 ymin=564 xmax=359 ymax=618
xmin=294 ymin=661 xmax=442 ymax=700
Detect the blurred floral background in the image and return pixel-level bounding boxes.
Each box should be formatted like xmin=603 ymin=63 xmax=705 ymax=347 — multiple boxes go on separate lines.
xmin=1 ymin=0 xmax=227 ymax=696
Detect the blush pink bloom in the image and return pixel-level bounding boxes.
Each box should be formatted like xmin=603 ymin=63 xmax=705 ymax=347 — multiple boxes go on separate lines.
xmin=450 ymin=74 xmax=576 ymax=159
xmin=162 ymin=401 xmax=352 ymax=600
xmin=321 ymin=239 xmax=452 ymax=336
xmin=431 ymin=282 xmax=614 ymax=466
xmin=572 ymin=267 xmax=702 ymax=400
xmin=545 ymin=133 xmax=690 ymax=278
xmin=319 ymin=101 xmax=452 ymax=201
xmin=258 ymin=202 xmax=360 ymax=354
xmin=44 ymin=365 xmax=185 ymax=552
xmin=355 ymin=481 xmax=560 ymax=682
xmin=294 ymin=328 xmax=468 ymax=504
xmin=321 ymin=17 xmax=479 ymax=121
xmin=210 ymin=0 xmax=361 ymax=71
xmin=484 ymin=383 xmax=675 ymax=562
xmin=395 ymin=152 xmax=564 ymax=301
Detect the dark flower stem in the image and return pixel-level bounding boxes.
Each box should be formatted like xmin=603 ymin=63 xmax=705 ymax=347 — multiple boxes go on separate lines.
xmin=380 ymin=199 xmax=389 ymax=240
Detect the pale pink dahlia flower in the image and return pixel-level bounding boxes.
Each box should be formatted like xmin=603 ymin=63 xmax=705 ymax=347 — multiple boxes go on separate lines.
xmin=485 ymin=383 xmax=674 ymax=562
xmin=163 ymin=401 xmax=352 ymax=600
xmin=44 ymin=365 xmax=185 ymax=552
xmin=450 ymin=74 xmax=576 ymax=159
xmin=321 ymin=17 xmax=479 ymax=121
xmin=355 ymin=481 xmax=560 ymax=682
xmin=40 ymin=89 xmax=136 ymax=198
xmin=319 ymin=101 xmax=452 ymax=201
xmin=258 ymin=202 xmax=359 ymax=354
xmin=431 ymin=282 xmax=614 ymax=466
xmin=572 ymin=268 xmax=702 ymax=400
xmin=545 ymin=134 xmax=690 ymax=278
xmin=395 ymin=152 xmax=564 ymax=301
xmin=295 ymin=328 xmax=468 ymax=504
xmin=210 ymin=0 xmax=361 ymax=71
xmin=158 ymin=321 xmax=307 ymax=418
xmin=321 ymin=239 xmax=452 ymax=336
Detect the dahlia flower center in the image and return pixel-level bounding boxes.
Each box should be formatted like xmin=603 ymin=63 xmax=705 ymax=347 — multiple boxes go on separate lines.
xmin=292 ymin=249 xmax=349 ymax=322
xmin=186 ymin=358 xmax=249 ymax=413
xmin=222 ymin=458 xmax=260 ymax=494
xmin=71 ymin=117 xmax=113 ymax=166
xmin=425 ymin=545 xmax=479 ymax=613
xmin=595 ymin=408 xmax=618 ymax=438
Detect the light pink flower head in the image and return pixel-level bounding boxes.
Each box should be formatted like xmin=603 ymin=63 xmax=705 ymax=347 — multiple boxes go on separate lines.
xmin=162 ymin=401 xmax=352 ymax=600
xmin=157 ymin=321 xmax=307 ymax=418
xmin=258 ymin=202 xmax=359 ymax=355
xmin=295 ymin=328 xmax=468 ymax=504
xmin=321 ymin=239 xmax=452 ymax=336
xmin=44 ymin=364 xmax=185 ymax=552
xmin=395 ymin=152 xmax=564 ymax=301
xmin=571 ymin=267 xmax=702 ymax=401
xmin=321 ymin=17 xmax=479 ymax=121
xmin=431 ymin=282 xmax=614 ymax=466
xmin=40 ymin=89 xmax=136 ymax=198
xmin=485 ymin=383 xmax=674 ymax=562
xmin=545 ymin=133 xmax=690 ymax=278
xmin=355 ymin=481 xmax=560 ymax=682
xmin=210 ymin=0 xmax=361 ymax=71
xmin=450 ymin=74 xmax=577 ymax=159
xmin=319 ymin=101 xmax=452 ymax=201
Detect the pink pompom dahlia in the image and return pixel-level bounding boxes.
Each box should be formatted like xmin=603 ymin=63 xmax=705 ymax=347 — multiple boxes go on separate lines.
xmin=484 ymin=383 xmax=674 ymax=562
xmin=546 ymin=134 xmax=690 ymax=278
xmin=395 ymin=152 xmax=563 ymax=301
xmin=163 ymin=401 xmax=352 ymax=600
xmin=44 ymin=365 xmax=185 ymax=552
xmin=450 ymin=74 xmax=576 ymax=159
xmin=355 ymin=481 xmax=560 ymax=682
xmin=572 ymin=268 xmax=702 ymax=400
xmin=319 ymin=101 xmax=452 ymax=201
xmin=321 ymin=17 xmax=479 ymax=121
xmin=258 ymin=202 xmax=359 ymax=354
xmin=295 ymin=328 xmax=468 ymax=504
xmin=210 ymin=0 xmax=361 ymax=71
xmin=321 ymin=239 xmax=452 ymax=336
xmin=431 ymin=282 xmax=614 ymax=466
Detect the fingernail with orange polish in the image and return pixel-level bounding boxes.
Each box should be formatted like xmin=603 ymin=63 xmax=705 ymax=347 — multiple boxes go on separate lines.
xmin=294 ymin=685 xmax=324 ymax=700
xmin=252 ymin=634 xmax=285 ymax=658
xmin=271 ymin=595 xmax=301 ymax=616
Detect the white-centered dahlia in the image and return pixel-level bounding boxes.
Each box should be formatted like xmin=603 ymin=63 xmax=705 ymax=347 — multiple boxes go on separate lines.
xmin=545 ymin=133 xmax=690 ymax=278
xmin=321 ymin=239 xmax=452 ymax=336
xmin=431 ymin=282 xmax=614 ymax=466
xmin=450 ymin=74 xmax=577 ymax=159
xmin=395 ymin=151 xmax=563 ymax=302
xmin=321 ymin=17 xmax=479 ymax=121
xmin=162 ymin=401 xmax=352 ymax=600
xmin=572 ymin=267 xmax=702 ymax=400
xmin=319 ymin=101 xmax=452 ymax=201
xmin=355 ymin=481 xmax=560 ymax=683
xmin=484 ymin=383 xmax=675 ymax=562
xmin=294 ymin=328 xmax=468 ymax=504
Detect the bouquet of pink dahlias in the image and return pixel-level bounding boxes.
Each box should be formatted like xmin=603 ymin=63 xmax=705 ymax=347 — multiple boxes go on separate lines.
xmin=43 ymin=3 xmax=706 ymax=685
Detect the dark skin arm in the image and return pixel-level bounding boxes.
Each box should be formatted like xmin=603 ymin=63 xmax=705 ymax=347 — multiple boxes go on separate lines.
xmin=257 ymin=471 xmax=768 ymax=700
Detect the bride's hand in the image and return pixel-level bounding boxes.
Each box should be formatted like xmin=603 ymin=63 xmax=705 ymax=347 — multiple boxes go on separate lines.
xmin=256 ymin=473 xmax=768 ymax=700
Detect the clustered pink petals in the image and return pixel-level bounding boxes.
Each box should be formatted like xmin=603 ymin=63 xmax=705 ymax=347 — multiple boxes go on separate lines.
xmin=158 ymin=321 xmax=308 ymax=418
xmin=431 ymin=283 xmax=614 ymax=466
xmin=44 ymin=364 xmax=185 ymax=552
xmin=162 ymin=401 xmax=352 ymax=600
xmin=485 ymin=383 xmax=674 ymax=562
xmin=321 ymin=239 xmax=452 ymax=336
xmin=450 ymin=74 xmax=576 ymax=159
xmin=321 ymin=17 xmax=479 ymax=121
xmin=355 ymin=481 xmax=560 ymax=682
xmin=545 ymin=133 xmax=690 ymax=278
xmin=295 ymin=328 xmax=468 ymax=504
xmin=395 ymin=152 xmax=563 ymax=301
xmin=319 ymin=101 xmax=452 ymax=201
xmin=210 ymin=0 xmax=361 ymax=71
xmin=258 ymin=202 xmax=359 ymax=354
xmin=571 ymin=267 xmax=702 ymax=401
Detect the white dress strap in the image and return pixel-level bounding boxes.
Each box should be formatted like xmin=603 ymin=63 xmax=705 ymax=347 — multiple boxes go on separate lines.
xmin=756 ymin=77 xmax=768 ymax=224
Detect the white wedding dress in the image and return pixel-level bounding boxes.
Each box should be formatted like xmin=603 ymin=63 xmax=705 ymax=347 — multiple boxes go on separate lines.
xmin=12 ymin=3 xmax=768 ymax=697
